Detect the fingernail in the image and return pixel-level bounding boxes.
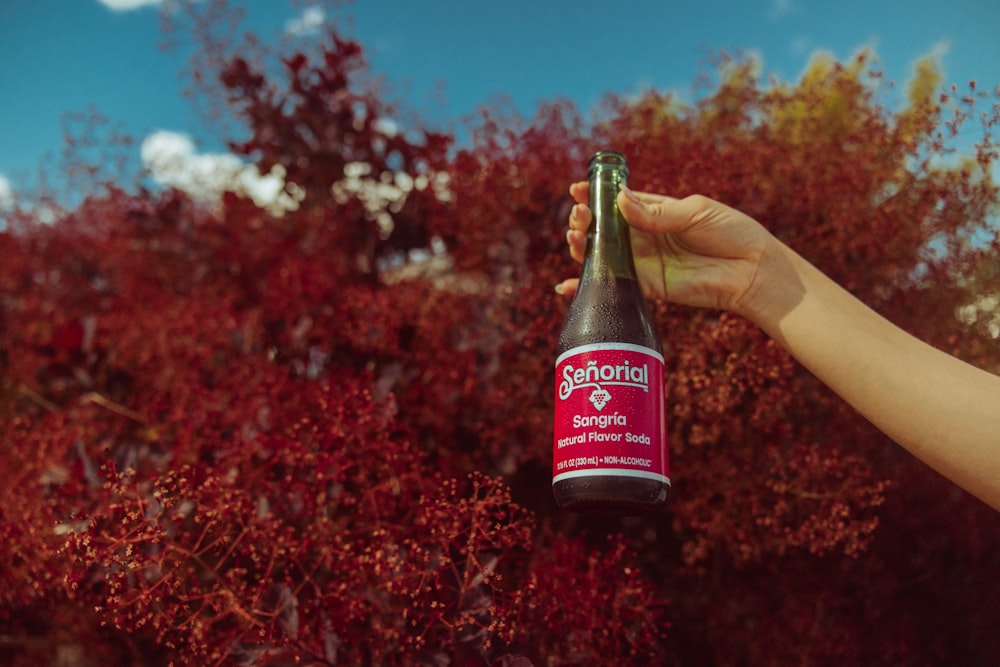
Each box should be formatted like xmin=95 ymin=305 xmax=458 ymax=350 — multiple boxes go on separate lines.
xmin=554 ymin=282 xmax=565 ymax=295
xmin=620 ymin=185 xmax=641 ymax=205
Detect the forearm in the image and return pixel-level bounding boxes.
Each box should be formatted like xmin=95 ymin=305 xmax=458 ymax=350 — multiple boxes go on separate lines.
xmin=743 ymin=239 xmax=1000 ymax=510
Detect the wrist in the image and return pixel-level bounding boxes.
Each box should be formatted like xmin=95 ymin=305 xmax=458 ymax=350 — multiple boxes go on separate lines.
xmin=732 ymin=237 xmax=807 ymax=336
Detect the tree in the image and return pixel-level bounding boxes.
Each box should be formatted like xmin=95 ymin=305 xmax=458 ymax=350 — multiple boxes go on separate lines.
xmin=1 ymin=6 xmax=998 ymax=665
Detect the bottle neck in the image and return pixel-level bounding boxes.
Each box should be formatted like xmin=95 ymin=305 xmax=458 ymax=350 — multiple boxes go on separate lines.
xmin=582 ymin=161 xmax=636 ymax=282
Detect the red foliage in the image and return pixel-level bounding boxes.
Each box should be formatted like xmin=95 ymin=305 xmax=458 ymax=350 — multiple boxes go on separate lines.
xmin=2 ymin=12 xmax=1000 ymax=667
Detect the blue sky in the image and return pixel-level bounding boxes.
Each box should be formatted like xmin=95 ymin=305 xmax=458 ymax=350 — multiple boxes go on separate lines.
xmin=1 ymin=0 xmax=998 ymax=207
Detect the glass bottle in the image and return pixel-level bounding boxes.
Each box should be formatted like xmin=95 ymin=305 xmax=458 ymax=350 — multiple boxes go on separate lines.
xmin=553 ymin=151 xmax=670 ymax=514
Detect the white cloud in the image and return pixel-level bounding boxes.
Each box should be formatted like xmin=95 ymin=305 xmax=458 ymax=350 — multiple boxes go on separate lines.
xmin=0 ymin=176 xmax=60 ymax=226
xmin=331 ymin=159 xmax=452 ymax=240
xmin=141 ymin=130 xmax=302 ymax=214
xmin=0 ymin=174 xmax=12 ymax=208
xmin=96 ymin=0 xmax=163 ymax=11
xmin=285 ymin=6 xmax=325 ymax=36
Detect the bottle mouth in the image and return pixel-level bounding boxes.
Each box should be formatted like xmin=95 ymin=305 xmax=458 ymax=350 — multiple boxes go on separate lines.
xmin=588 ymin=150 xmax=629 ymax=178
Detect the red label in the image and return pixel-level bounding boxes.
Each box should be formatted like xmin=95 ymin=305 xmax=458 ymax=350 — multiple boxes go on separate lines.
xmin=553 ymin=343 xmax=668 ymax=485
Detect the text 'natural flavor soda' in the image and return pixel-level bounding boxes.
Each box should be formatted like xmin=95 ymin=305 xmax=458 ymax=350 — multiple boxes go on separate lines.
xmin=553 ymin=151 xmax=670 ymax=514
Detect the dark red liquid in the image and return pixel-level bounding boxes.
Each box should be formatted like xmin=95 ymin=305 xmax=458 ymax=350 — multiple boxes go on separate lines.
xmin=554 ymin=275 xmax=670 ymax=515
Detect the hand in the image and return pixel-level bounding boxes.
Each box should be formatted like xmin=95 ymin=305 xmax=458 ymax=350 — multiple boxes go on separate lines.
xmin=557 ymin=183 xmax=776 ymax=317
xmin=556 ymin=184 xmax=1000 ymax=511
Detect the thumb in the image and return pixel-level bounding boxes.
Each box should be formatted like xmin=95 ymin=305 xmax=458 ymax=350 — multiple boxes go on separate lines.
xmin=617 ymin=187 xmax=705 ymax=236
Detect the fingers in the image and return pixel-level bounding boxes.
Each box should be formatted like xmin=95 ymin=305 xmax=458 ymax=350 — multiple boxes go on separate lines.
xmin=554 ymin=278 xmax=579 ymax=297
xmin=561 ymin=181 xmax=698 ymax=299
xmin=570 ymin=183 xmax=693 ymax=242
xmin=567 ymin=198 xmax=590 ymax=265
xmin=558 ymin=184 xmax=590 ymax=296
xmin=616 ymin=187 xmax=701 ymax=236
xmin=568 ymin=202 xmax=590 ymax=232
xmin=567 ymin=226 xmax=587 ymax=262
xmin=569 ymin=181 xmax=588 ymax=204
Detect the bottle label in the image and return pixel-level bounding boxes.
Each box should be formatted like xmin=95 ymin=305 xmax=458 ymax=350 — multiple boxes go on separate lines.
xmin=553 ymin=342 xmax=669 ymax=485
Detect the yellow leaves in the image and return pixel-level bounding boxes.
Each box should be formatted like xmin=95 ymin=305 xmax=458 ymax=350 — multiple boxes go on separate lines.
xmin=768 ymin=49 xmax=877 ymax=146
xmin=907 ymin=55 xmax=944 ymax=108
xmin=894 ymin=54 xmax=945 ymax=147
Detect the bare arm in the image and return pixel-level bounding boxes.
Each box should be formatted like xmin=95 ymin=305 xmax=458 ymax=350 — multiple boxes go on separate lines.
xmin=559 ymin=184 xmax=1000 ymax=510
xmin=746 ymin=238 xmax=1000 ymax=509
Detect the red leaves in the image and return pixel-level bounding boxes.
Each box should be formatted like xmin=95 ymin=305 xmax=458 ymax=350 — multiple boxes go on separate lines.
xmin=508 ymin=533 xmax=669 ymax=662
xmin=3 ymin=16 xmax=1000 ymax=667
xmin=47 ymin=319 xmax=92 ymax=352
xmin=283 ymin=52 xmax=307 ymax=75
xmin=219 ymin=56 xmax=264 ymax=93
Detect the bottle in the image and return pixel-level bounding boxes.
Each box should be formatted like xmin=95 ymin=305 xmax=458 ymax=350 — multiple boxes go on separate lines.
xmin=553 ymin=151 xmax=670 ymax=514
